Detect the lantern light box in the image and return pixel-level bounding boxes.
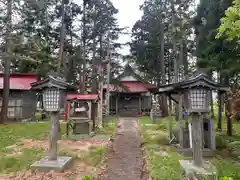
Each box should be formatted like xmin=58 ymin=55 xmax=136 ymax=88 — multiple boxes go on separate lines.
xmin=31 ymin=72 xmax=75 ymax=112
xmin=188 ymin=88 xmax=210 ymax=113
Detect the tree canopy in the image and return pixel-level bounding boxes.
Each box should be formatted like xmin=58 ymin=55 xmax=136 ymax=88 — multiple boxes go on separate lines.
xmin=217 ymin=0 xmax=240 ymax=40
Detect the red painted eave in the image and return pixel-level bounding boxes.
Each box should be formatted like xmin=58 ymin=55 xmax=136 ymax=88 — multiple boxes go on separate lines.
xmin=67 ymin=93 xmax=98 ymax=101
xmin=0 ymin=73 xmax=37 ymax=90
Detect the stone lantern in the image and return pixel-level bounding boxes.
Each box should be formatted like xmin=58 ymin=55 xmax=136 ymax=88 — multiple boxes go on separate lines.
xmin=157 ymin=72 xmax=229 ymax=179
xmin=30 ymin=72 xmax=76 ymax=172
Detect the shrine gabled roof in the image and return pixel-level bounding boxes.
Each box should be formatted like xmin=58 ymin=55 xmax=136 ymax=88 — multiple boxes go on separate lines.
xmin=103 ymin=64 xmax=157 ymax=93
xmin=116 ymin=64 xmax=148 ymax=83
xmin=103 ymin=81 xmax=156 ymax=93
xmin=0 ymin=73 xmax=37 ymax=90
xmin=157 ymin=72 xmax=229 ymax=94
xmin=31 ymin=73 xmax=76 ymax=90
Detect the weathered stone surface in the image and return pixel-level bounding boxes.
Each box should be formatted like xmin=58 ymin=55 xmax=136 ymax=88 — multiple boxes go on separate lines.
xmin=103 ymin=118 xmax=148 ymax=180
xmin=179 ymin=160 xmax=216 ymax=180
xmin=31 ymin=156 xmax=73 ymax=172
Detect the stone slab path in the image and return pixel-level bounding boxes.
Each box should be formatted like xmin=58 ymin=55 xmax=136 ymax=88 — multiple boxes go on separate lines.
xmin=103 ymin=117 xmax=147 ymax=180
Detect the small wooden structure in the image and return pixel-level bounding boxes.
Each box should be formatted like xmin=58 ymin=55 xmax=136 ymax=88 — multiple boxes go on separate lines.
xmin=157 ymin=73 xmax=229 ymax=156
xmin=0 ymin=73 xmax=38 ymax=121
xmin=103 ymin=64 xmax=156 ymax=116
xmin=66 ymin=93 xmax=99 ymax=136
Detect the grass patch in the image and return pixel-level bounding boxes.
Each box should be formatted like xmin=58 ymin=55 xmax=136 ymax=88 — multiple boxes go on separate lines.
xmin=0 ymin=148 xmax=43 ymax=173
xmin=83 ymin=146 xmax=106 ymax=166
xmin=0 ymin=121 xmax=66 ymax=173
xmin=140 ymin=116 xmax=183 ymax=180
xmin=95 ymin=116 xmax=118 ymax=135
xmin=140 ymin=115 xmax=240 ymax=179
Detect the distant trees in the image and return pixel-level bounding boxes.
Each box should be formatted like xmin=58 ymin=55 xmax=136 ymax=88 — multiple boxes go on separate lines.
xmin=0 ymin=0 xmax=122 ymax=122
xmin=131 ymin=0 xmax=195 ymax=116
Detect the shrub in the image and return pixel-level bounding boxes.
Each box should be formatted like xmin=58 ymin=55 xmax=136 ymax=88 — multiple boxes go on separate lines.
xmin=227 ymin=141 xmax=240 ymax=152
xmin=216 ymin=136 xmax=227 ymax=150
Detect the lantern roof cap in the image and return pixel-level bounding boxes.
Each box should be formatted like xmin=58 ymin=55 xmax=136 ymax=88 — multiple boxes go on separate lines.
xmin=31 ymin=72 xmax=76 ymax=90
xmin=158 ymin=72 xmax=230 ymax=94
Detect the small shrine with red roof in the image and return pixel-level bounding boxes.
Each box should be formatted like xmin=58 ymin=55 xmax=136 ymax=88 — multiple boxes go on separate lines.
xmin=103 ymin=64 xmax=156 ymax=116
xmin=0 ymin=73 xmax=38 ymax=121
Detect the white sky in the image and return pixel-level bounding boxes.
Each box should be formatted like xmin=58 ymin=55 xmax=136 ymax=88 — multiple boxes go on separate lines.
xmin=74 ymin=0 xmax=144 ymax=56
xmin=74 ymin=0 xmax=199 ymax=56
xmin=111 ymin=0 xmax=145 ymax=55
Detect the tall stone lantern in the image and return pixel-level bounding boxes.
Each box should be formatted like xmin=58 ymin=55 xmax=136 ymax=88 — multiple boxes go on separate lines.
xmin=30 ymin=72 xmax=76 ymax=172
xmin=157 ymin=72 xmax=229 ymax=179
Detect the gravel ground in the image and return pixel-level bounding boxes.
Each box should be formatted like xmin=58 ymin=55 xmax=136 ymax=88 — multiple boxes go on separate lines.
xmin=103 ymin=118 xmax=148 ymax=180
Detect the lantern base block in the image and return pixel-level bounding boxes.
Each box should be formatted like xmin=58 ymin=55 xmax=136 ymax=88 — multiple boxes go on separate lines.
xmin=179 ymin=160 xmax=216 ymax=180
xmin=31 ymin=156 xmax=73 ymax=172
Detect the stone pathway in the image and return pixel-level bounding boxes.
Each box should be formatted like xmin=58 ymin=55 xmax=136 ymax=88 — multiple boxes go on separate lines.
xmin=103 ymin=117 xmax=147 ymax=180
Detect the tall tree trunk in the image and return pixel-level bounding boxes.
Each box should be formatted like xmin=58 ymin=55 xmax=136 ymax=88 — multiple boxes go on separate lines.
xmin=171 ymin=2 xmax=178 ymax=121
xmin=106 ymin=32 xmax=111 ymax=116
xmin=91 ymin=7 xmax=97 ymax=130
xmin=224 ymin=75 xmax=232 ymax=136
xmin=208 ymin=72 xmax=215 ymax=119
xmin=159 ymin=18 xmax=168 ymax=117
xmin=57 ymin=0 xmax=66 ymax=74
xmin=0 ymin=0 xmax=13 ymax=123
xmin=171 ymin=3 xmax=178 ymax=83
xmin=80 ymin=0 xmax=87 ymax=93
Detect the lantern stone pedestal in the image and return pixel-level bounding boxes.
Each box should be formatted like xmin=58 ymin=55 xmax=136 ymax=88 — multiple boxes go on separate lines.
xmin=31 ymin=156 xmax=73 ymax=172
xmin=31 ymin=112 xmax=73 ymax=172
xmin=179 ymin=160 xmax=216 ymax=180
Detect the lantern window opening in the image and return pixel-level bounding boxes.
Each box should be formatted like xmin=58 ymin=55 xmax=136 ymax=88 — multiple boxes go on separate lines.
xmin=188 ymin=88 xmax=210 ymax=113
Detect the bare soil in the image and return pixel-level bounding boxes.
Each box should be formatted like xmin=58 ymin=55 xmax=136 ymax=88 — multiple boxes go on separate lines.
xmin=102 ymin=118 xmax=148 ymax=180
xmin=1 ymin=139 xmax=109 ymax=180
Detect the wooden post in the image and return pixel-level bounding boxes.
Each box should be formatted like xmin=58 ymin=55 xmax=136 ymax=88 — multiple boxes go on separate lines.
xmin=48 ymin=112 xmax=59 ymax=160
xmin=226 ymin=96 xmax=233 ymax=136
xmin=139 ymin=96 xmax=141 ymax=115
xmin=183 ymin=92 xmax=189 ymax=129
xmin=116 ymin=95 xmax=118 ymax=115
xmin=192 ymin=113 xmax=203 ymax=167
xmin=209 ymin=119 xmax=216 ymax=150
xmin=169 ymin=108 xmax=173 ymax=140
xmin=217 ymin=92 xmax=222 ymax=132
xmin=98 ymin=65 xmax=103 ymax=128
xmin=179 ymin=93 xmax=184 ymax=147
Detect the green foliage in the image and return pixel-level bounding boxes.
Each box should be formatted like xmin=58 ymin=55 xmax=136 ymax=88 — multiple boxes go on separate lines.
xmin=195 ymin=0 xmax=240 ymax=84
xmin=217 ymin=0 xmax=240 ymax=40
xmin=82 ymin=176 xmax=94 ymax=180
xmin=0 ymin=121 xmax=61 ymax=172
xmin=139 ymin=116 xmax=183 ymax=180
xmin=83 ymin=146 xmax=106 ymax=166
xmin=216 ymin=136 xmax=228 ymax=149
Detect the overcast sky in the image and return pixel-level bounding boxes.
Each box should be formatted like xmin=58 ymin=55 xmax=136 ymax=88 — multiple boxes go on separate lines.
xmin=111 ymin=0 xmax=145 ymax=55
xmin=74 ymin=0 xmax=199 ymax=56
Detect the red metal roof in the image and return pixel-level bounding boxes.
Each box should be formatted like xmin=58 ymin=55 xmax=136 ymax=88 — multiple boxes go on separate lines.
xmin=0 ymin=73 xmax=38 ymax=90
xmin=103 ymin=81 xmax=156 ymax=93
xmin=67 ymin=93 xmax=98 ymax=101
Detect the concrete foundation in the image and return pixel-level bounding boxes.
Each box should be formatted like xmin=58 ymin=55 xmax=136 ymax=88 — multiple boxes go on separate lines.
xmin=67 ymin=134 xmax=111 ymax=141
xmin=179 ymin=160 xmax=216 ymax=180
xmin=31 ymin=156 xmax=73 ymax=172
xmin=177 ymin=148 xmax=215 ymax=157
